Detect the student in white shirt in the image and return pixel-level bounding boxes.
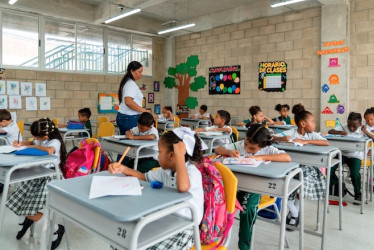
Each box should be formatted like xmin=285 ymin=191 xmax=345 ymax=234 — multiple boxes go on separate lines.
xmin=329 ymin=112 xmax=364 ymax=204
xmin=362 ymin=107 xmax=374 ymax=140
xmin=215 ymin=124 xmax=290 ymax=249
xmin=156 ymin=106 xmax=174 ymax=121
xmin=192 ymin=104 xmax=211 ymax=119
xmin=109 ymin=127 xmax=205 ymax=249
xmin=0 ymin=109 xmax=22 ymax=145
xmin=195 ymin=110 xmax=232 ymax=144
xmin=124 ymin=112 xmax=159 ymax=173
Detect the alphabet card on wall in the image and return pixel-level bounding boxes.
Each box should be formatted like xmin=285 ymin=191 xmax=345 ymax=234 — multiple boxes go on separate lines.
xmin=0 ymin=95 xmax=7 ymax=109
xmin=21 ymin=82 xmax=33 ymax=96
xmin=40 ymin=97 xmax=50 ymax=110
xmin=7 ymin=81 xmax=19 ymax=95
xmin=0 ymin=80 xmax=5 ymax=95
xmin=9 ymin=95 xmax=21 ymax=109
xmin=35 ymin=83 xmax=46 ymax=96
xmin=26 ymin=97 xmax=37 ymax=111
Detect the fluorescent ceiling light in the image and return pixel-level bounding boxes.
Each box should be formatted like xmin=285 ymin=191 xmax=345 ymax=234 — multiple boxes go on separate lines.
xmin=271 ymin=0 xmax=306 ymax=8
xmin=8 ymin=0 xmax=18 ymax=5
xmin=158 ymin=23 xmax=195 ymax=35
xmin=104 ymin=8 xmax=141 ymax=24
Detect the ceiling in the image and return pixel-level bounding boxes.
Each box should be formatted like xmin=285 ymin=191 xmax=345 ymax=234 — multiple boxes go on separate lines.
xmin=0 ymin=0 xmax=322 ymax=36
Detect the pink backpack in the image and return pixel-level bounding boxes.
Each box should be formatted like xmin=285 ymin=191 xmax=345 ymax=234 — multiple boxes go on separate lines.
xmin=64 ymin=139 xmax=101 ymax=179
xmin=197 ymin=157 xmax=242 ymax=248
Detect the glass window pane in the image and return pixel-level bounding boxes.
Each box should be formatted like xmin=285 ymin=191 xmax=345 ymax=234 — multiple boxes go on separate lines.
xmin=45 ymin=20 xmax=75 ymax=71
xmin=108 ymin=31 xmax=131 ymax=74
xmin=2 ymin=12 xmax=38 ymax=67
xmin=77 ymin=25 xmax=103 ymax=72
xmin=132 ymin=35 xmax=153 ymax=76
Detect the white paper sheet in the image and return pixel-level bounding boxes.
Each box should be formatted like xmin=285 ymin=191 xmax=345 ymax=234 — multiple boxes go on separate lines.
xmin=199 ymin=131 xmax=223 ymax=136
xmin=35 ymin=83 xmax=46 ymax=96
xmin=26 ymin=97 xmax=37 ymax=110
xmin=9 ymin=95 xmax=22 ymax=109
xmin=0 ymin=95 xmax=7 ymax=109
xmin=222 ymin=157 xmax=267 ymax=167
xmin=40 ymin=97 xmax=50 ymax=110
xmin=89 ymin=176 xmax=142 ymax=199
xmin=0 ymin=80 xmax=5 ymax=95
xmin=100 ymin=96 xmax=112 ymax=110
xmin=21 ymin=82 xmax=32 ymax=96
xmin=0 ymin=146 xmax=26 ymax=153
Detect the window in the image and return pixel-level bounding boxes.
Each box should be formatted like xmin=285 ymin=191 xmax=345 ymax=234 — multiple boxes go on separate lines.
xmin=2 ymin=12 xmax=38 ymax=67
xmin=108 ymin=31 xmax=131 ymax=74
xmin=132 ymin=35 xmax=153 ymax=76
xmin=45 ymin=20 xmax=75 ymax=70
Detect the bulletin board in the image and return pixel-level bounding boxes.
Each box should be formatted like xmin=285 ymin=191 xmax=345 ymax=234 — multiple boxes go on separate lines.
xmin=258 ymin=61 xmax=287 ymax=92
xmin=98 ymin=93 xmax=119 ymax=113
xmin=209 ymin=65 xmax=240 ymax=95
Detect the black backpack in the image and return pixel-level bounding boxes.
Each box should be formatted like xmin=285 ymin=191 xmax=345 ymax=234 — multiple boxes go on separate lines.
xmin=329 ymin=182 xmax=354 ymax=197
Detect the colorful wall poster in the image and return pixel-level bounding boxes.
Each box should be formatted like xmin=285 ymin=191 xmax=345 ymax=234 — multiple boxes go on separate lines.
xmin=9 ymin=95 xmax=22 ymax=109
xmin=21 ymin=82 xmax=33 ymax=96
xmin=35 ymin=83 xmax=46 ymax=96
xmin=7 ymin=81 xmax=19 ymax=95
xmin=26 ymin=97 xmax=37 ymax=110
xmin=209 ymin=65 xmax=240 ymax=95
xmin=0 ymin=95 xmax=7 ymax=109
xmin=98 ymin=93 xmax=119 ymax=113
xmin=40 ymin=97 xmax=50 ymax=110
xmin=0 ymin=80 xmax=5 ymax=95
xmin=258 ymin=61 xmax=287 ymax=92
xmin=154 ymin=104 xmax=160 ymax=114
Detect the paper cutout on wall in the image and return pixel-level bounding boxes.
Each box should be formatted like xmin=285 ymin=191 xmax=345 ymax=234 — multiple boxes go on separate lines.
xmin=328 ymin=94 xmax=340 ymax=103
xmin=337 ymin=104 xmax=345 ymax=114
xmin=0 ymin=80 xmax=5 ymax=95
xmin=26 ymin=97 xmax=37 ymax=111
xmin=40 ymin=97 xmax=50 ymax=110
xmin=209 ymin=65 xmax=241 ymax=94
xmin=323 ymin=40 xmax=345 ymax=47
xmin=326 ymin=120 xmax=336 ymax=127
xmin=321 ymin=106 xmax=333 ymax=114
xmin=9 ymin=95 xmax=22 ymax=109
xmin=258 ymin=61 xmax=287 ymax=92
xmin=317 ymin=47 xmax=349 ymax=55
xmin=7 ymin=81 xmax=19 ymax=95
xmin=322 ymin=84 xmax=329 ymax=93
xmin=329 ymin=58 xmax=340 ymax=67
xmin=21 ymin=82 xmax=33 ymax=96
xmin=329 ymin=74 xmax=339 ymax=84
xmin=0 ymin=95 xmax=7 ymax=109
xmin=35 ymin=83 xmax=46 ymax=96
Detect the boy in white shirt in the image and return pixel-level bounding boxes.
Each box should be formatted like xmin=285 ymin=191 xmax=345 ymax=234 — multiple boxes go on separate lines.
xmin=362 ymin=107 xmax=374 ymax=140
xmin=195 ymin=110 xmax=232 ymax=144
xmin=0 ymin=109 xmax=22 ymax=145
xmin=192 ymin=105 xmax=211 ymax=119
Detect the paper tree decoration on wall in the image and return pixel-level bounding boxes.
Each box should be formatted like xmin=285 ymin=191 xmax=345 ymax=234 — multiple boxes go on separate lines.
xmin=322 ymin=84 xmax=329 ymax=93
xmin=163 ymin=55 xmax=207 ymax=109
xmin=321 ymin=106 xmax=333 ymax=114
xmin=337 ymin=104 xmax=345 ymax=114
xmin=329 ymin=74 xmax=339 ymax=84
xmin=328 ymin=94 xmax=340 ymax=103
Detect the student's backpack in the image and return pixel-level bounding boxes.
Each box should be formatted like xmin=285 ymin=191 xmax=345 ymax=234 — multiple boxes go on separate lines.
xmin=64 ymin=139 xmax=101 ymax=178
xmin=196 ymin=156 xmax=242 ymax=248
xmin=99 ymin=152 xmax=111 ymax=171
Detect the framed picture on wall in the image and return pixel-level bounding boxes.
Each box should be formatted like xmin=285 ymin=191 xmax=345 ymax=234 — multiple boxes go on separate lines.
xmin=153 ymin=81 xmax=160 ymax=92
xmin=154 ymin=104 xmax=160 ymax=114
xmin=148 ymin=93 xmax=154 ymax=103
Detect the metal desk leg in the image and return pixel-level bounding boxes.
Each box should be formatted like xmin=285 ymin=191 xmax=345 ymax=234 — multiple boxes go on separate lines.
xmin=299 ymin=171 xmax=304 ymax=250
xmin=0 ymin=174 xmax=10 ymax=235
xmin=338 ymin=152 xmax=343 ymax=230
xmin=362 ymin=143 xmax=368 ymax=213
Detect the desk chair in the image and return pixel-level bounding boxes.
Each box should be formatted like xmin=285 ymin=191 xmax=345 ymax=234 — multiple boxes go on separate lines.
xmin=97 ymin=116 xmax=109 ymax=126
xmin=174 ymin=116 xmax=180 ymax=127
xmin=291 ymin=119 xmax=296 ymax=126
xmin=17 ymin=120 xmax=24 ymax=136
xmin=51 ymin=118 xmax=58 ymax=126
xmin=230 ymin=126 xmax=239 ymax=142
xmin=93 ymin=122 xmax=115 ymax=138
xmin=192 ymin=162 xmax=238 ymax=250
xmin=154 ymin=120 xmax=158 ymax=129
xmin=79 ymin=138 xmax=101 ymax=174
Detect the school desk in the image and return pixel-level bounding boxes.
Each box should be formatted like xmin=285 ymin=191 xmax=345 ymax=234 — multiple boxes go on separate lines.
xmin=44 ymin=172 xmax=201 ymax=250
xmin=274 ymin=144 xmax=343 ymax=250
xmin=268 ymin=124 xmax=297 ymax=134
xmin=0 ymin=153 xmax=59 ymax=235
xmin=324 ymin=135 xmax=373 ymax=213
xmin=232 ymin=125 xmax=247 ymax=140
xmin=58 ymin=127 xmax=90 ymax=145
xmin=180 ymin=118 xmax=211 ymax=130
xmin=226 ymin=162 xmax=303 ymax=250
xmin=0 ymin=134 xmax=9 ymax=145
xmin=101 ymin=137 xmax=159 ymax=170
xmin=157 ymin=119 xmax=178 ymax=133
xmin=198 ymin=133 xmax=232 ymax=153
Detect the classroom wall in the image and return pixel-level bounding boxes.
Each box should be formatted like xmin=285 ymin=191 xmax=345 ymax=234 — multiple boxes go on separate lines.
xmin=1 ymin=37 xmax=165 ymax=138
xmin=175 ymin=7 xmax=321 ymax=125
xmin=349 ymin=0 xmax=374 ymax=111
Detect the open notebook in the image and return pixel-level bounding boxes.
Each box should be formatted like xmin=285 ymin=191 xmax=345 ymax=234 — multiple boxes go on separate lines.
xmin=276 ymin=140 xmax=303 ymax=147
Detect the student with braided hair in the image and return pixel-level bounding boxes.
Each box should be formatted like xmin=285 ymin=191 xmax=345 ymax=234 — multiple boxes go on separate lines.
xmin=7 ymin=118 xmax=67 ymax=249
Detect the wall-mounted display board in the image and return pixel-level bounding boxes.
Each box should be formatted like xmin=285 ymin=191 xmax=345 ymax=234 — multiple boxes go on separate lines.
xmin=258 ymin=61 xmax=287 ymax=92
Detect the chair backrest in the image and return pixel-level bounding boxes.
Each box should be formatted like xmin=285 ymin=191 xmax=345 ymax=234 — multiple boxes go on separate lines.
xmin=17 ymin=120 xmax=24 ymax=136
xmin=97 ymin=122 xmax=115 ymax=137
xmin=97 ymin=116 xmax=109 ymax=126
xmin=214 ymin=162 xmax=238 ymax=213
xmin=52 ymin=118 xmax=58 ymax=126
xmin=230 ymin=126 xmax=239 ymax=142
xmin=174 ymin=116 xmax=180 ymax=127
xmin=291 ymin=118 xmax=296 ymax=125
xmin=79 ymin=138 xmax=101 ymax=170
xmin=154 ymin=119 xmax=158 ymax=129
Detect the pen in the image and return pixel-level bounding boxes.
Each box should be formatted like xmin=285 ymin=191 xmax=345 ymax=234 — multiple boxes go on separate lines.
xmin=275 ymin=128 xmax=287 ymax=137
xmin=17 ymin=131 xmax=20 ymax=144
xmin=231 ymin=136 xmax=238 ymax=150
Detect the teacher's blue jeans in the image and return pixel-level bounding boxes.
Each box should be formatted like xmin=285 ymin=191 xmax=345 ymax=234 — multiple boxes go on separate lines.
xmin=116 ymin=113 xmax=140 ymax=135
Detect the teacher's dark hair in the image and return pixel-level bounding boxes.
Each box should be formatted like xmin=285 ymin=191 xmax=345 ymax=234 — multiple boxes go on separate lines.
xmin=118 ymin=61 xmax=143 ymax=103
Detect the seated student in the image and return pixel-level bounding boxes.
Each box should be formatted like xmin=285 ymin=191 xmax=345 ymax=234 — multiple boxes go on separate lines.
xmin=362 ymin=107 xmax=374 ymax=140
xmin=273 ymin=104 xmax=292 ymax=125
xmin=108 ymin=128 xmax=204 ymax=249
xmin=237 ymin=106 xmax=274 ymax=127
xmin=192 ymin=105 xmax=210 ymax=119
xmin=329 ymin=112 xmax=364 ymax=204
xmin=58 ymin=107 xmax=92 ymax=137
xmin=195 ymin=110 xmax=232 ymax=144
xmin=155 ymin=106 xmax=174 ymax=121
xmin=0 ymin=109 xmax=22 ymax=145
xmin=215 ymin=124 xmax=291 ymax=249
xmin=124 ymin=112 xmax=159 ymax=173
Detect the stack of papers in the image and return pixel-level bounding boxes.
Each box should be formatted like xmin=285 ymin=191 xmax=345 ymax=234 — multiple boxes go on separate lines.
xmin=89 ymin=176 xmax=142 ymax=199
xmin=223 ymin=157 xmax=266 ymax=167
xmin=277 ymin=140 xmax=303 ymax=147
xmin=0 ymin=146 xmax=26 ymax=153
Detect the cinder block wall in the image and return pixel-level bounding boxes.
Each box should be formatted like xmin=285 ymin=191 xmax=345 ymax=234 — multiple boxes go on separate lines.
xmin=175 ymin=8 xmax=321 ymax=126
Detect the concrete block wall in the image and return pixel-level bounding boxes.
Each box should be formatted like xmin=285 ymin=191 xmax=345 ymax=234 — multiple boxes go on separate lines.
xmin=350 ymin=0 xmax=374 ymax=112
xmin=175 ymin=8 xmax=321 ymax=125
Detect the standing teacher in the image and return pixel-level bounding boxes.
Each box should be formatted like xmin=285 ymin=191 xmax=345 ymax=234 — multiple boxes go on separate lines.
xmin=117 ymin=61 xmax=150 ymax=135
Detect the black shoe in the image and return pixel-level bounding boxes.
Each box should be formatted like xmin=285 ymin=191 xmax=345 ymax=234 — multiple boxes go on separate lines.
xmin=286 ymin=214 xmax=299 ymax=231
xmin=16 ymin=217 xmax=34 ymax=240
xmin=0 ymin=183 xmax=3 ymax=195
xmin=51 ymin=224 xmax=65 ymax=250
xmin=353 ymin=194 xmax=361 ymax=206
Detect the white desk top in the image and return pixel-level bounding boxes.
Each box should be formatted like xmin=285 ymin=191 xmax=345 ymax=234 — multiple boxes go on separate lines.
xmin=102 ymin=137 xmax=158 ymax=146
xmin=225 ymin=161 xmax=299 ymax=178
xmin=181 ymin=118 xmax=207 ymax=121
xmin=47 ymin=172 xmax=191 ymax=222
xmin=268 ymin=124 xmax=297 ymax=129
xmin=0 ymin=154 xmax=58 ymax=167
xmin=198 ymin=134 xmax=231 ymax=139
xmin=324 ymin=135 xmax=371 ymax=142
xmin=274 ymin=144 xmax=339 ymax=155
xmin=59 ymin=128 xmax=88 ymax=133
xmin=232 ymin=125 xmax=248 ymax=131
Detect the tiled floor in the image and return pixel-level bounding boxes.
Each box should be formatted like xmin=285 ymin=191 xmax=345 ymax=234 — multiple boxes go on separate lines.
xmin=1 ymin=192 xmax=374 ymax=250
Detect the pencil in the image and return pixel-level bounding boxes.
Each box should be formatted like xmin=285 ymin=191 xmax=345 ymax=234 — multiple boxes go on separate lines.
xmin=276 ymin=128 xmax=287 ymax=137
xmin=231 ymin=136 xmax=238 ymax=150
xmin=117 ymin=146 xmax=131 ymax=165
xmin=17 ymin=131 xmax=20 ymax=144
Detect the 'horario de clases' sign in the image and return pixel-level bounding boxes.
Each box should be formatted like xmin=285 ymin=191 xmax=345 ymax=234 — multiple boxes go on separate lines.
xmin=258 ymin=61 xmax=287 ymax=92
